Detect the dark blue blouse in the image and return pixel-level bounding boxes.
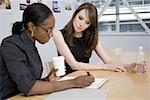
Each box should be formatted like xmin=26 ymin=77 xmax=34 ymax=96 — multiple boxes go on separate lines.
xmin=0 ymin=32 xmax=43 ymax=99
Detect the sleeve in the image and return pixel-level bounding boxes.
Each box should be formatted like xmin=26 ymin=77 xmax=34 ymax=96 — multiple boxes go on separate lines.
xmin=1 ymin=41 xmax=36 ymax=95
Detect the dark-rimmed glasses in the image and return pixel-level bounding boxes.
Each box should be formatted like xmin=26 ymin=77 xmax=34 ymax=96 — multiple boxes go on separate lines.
xmin=39 ymin=25 xmax=53 ymax=33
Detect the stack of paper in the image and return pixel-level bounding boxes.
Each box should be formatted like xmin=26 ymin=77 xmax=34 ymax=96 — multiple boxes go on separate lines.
xmin=45 ymin=89 xmax=108 ymax=100
xmin=45 ymin=76 xmax=108 ymax=100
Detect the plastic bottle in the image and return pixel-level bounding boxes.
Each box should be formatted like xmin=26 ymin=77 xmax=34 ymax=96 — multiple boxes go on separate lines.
xmin=136 ymin=46 xmax=145 ymax=73
xmin=137 ymin=46 xmax=144 ymax=64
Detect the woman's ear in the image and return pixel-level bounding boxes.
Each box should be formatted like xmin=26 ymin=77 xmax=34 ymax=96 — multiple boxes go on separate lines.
xmin=27 ymin=22 xmax=36 ymax=37
xmin=27 ymin=22 xmax=35 ymax=32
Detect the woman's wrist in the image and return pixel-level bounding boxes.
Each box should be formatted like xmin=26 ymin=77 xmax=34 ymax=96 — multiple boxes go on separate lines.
xmin=41 ymin=77 xmax=48 ymax=81
xmin=69 ymin=79 xmax=78 ymax=88
xmin=103 ymin=64 xmax=113 ymax=70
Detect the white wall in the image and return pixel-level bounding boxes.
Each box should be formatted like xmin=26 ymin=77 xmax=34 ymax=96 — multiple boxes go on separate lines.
xmin=90 ymin=34 xmax=150 ymax=63
xmin=100 ymin=35 xmax=150 ymax=51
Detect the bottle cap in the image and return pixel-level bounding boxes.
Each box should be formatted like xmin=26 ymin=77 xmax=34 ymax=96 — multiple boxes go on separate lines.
xmin=138 ymin=46 xmax=143 ymax=50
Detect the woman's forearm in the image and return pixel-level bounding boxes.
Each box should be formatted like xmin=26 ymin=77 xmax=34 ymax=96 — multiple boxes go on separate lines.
xmin=27 ymin=80 xmax=75 ymax=96
xmin=70 ymin=61 xmax=111 ymax=70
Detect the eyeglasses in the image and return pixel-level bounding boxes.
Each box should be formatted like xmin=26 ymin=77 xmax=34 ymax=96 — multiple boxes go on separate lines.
xmin=39 ymin=25 xmax=53 ymax=33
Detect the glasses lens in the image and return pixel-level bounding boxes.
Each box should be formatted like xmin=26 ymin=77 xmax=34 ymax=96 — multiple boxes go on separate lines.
xmin=48 ymin=29 xmax=53 ymax=33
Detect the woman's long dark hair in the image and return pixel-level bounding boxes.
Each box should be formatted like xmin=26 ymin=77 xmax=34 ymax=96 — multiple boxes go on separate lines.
xmin=12 ymin=3 xmax=53 ymax=35
xmin=61 ymin=3 xmax=98 ymax=54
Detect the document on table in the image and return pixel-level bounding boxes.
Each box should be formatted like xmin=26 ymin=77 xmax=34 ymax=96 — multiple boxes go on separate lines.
xmin=45 ymin=88 xmax=108 ymax=100
xmin=58 ymin=76 xmax=108 ymax=89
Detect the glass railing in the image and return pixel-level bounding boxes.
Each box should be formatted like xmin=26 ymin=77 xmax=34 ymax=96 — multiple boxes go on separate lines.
xmin=84 ymin=0 xmax=150 ymax=8
xmin=83 ymin=0 xmax=150 ymax=33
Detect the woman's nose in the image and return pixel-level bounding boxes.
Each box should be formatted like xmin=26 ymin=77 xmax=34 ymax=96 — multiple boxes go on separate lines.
xmin=49 ymin=32 xmax=53 ymax=37
xmin=80 ymin=22 xmax=84 ymax=27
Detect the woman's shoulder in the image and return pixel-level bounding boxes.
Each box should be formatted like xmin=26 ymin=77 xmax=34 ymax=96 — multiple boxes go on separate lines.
xmin=1 ymin=35 xmax=22 ymax=47
xmin=2 ymin=35 xmax=19 ymax=43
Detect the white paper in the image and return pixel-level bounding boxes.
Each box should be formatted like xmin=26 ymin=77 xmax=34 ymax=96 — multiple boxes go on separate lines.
xmin=59 ymin=76 xmax=108 ymax=89
xmin=45 ymin=88 xmax=108 ymax=100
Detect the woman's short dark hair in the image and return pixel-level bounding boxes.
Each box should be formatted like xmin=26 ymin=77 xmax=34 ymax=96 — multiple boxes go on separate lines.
xmin=12 ymin=3 xmax=53 ymax=35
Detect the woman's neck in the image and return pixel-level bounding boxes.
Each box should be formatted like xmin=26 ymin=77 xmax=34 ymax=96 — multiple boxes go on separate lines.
xmin=26 ymin=30 xmax=35 ymax=43
xmin=74 ymin=32 xmax=83 ymax=38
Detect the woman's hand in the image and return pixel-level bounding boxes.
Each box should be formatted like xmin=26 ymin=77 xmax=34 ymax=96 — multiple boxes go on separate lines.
xmin=72 ymin=75 xmax=94 ymax=88
xmin=45 ymin=68 xmax=58 ymax=82
xmin=109 ymin=63 xmax=127 ymax=72
xmin=126 ymin=63 xmax=149 ymax=73
xmin=143 ymin=63 xmax=149 ymax=72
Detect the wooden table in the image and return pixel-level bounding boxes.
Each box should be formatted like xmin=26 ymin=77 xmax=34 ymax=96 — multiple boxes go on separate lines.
xmin=69 ymin=70 xmax=150 ymax=100
xmin=9 ymin=50 xmax=150 ymax=100
xmin=9 ymin=70 xmax=150 ymax=100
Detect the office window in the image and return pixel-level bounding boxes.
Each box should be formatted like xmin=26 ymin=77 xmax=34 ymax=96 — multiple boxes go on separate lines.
xmin=144 ymin=0 xmax=150 ymax=4
xmin=120 ymin=24 xmax=145 ymax=32
xmin=83 ymin=0 xmax=150 ymax=34
xmin=111 ymin=25 xmax=116 ymax=31
xmin=129 ymin=0 xmax=143 ymax=5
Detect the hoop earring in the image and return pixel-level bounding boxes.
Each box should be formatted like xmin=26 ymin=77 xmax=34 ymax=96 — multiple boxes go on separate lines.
xmin=31 ymin=31 xmax=34 ymax=37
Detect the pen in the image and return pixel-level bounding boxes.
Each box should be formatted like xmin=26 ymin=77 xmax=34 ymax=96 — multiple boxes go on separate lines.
xmin=87 ymin=72 xmax=90 ymax=76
